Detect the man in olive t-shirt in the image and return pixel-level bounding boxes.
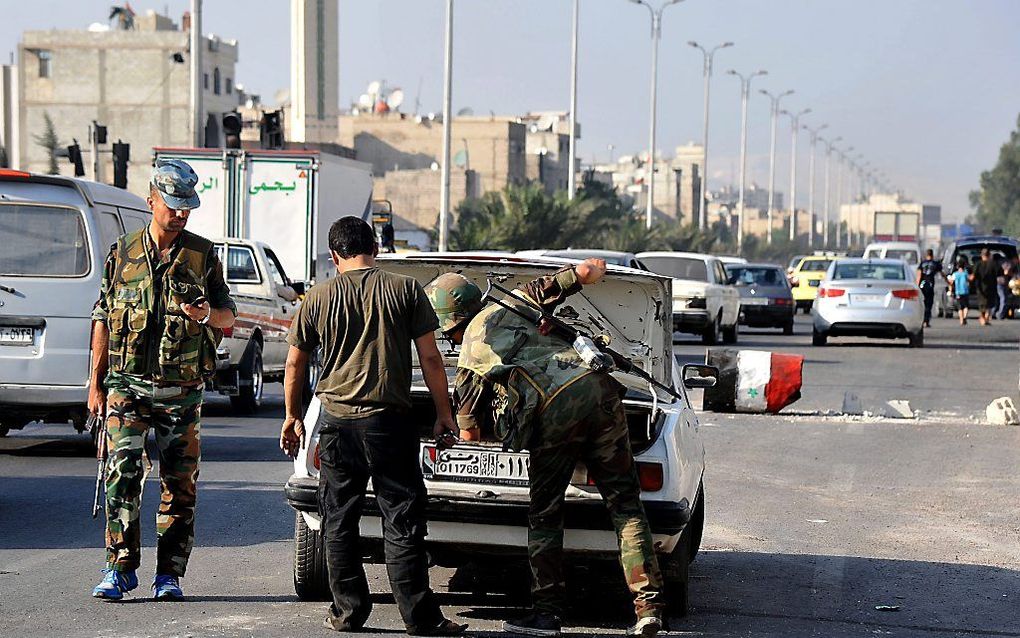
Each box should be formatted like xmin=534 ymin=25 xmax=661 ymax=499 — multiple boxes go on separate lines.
xmin=280 ymin=217 xmax=465 ymax=636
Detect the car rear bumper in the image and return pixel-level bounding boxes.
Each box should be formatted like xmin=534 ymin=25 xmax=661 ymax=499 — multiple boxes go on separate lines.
xmin=814 ymin=305 xmax=923 ymax=337
xmin=0 ymin=383 xmax=87 ymax=406
xmin=792 ymin=285 xmax=821 ymax=302
xmin=739 ymin=304 xmax=794 ymax=326
xmin=673 ymin=310 xmax=709 ymax=332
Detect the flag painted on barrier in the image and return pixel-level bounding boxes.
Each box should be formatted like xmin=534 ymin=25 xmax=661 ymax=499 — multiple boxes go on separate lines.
xmin=733 ymin=350 xmax=804 ymax=414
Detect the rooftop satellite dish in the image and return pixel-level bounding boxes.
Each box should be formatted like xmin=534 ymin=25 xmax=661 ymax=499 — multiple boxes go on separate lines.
xmin=387 ymin=89 xmax=405 ymax=109
xmin=367 ymin=80 xmax=382 ymax=96
xmin=456 ymin=107 xmax=474 ymax=117
xmin=358 ymin=93 xmax=373 ymax=109
xmin=536 ymin=113 xmax=557 ymax=131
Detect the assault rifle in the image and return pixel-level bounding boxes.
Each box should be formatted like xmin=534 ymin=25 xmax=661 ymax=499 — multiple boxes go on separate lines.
xmin=89 ymin=413 xmax=107 ymax=519
xmin=481 ymin=279 xmax=683 ymax=401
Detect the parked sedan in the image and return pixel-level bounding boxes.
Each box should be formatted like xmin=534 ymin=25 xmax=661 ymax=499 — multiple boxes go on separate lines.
xmin=638 ymin=251 xmax=741 ymax=344
xmin=812 ymin=259 xmax=924 ymax=347
xmin=725 ymin=263 xmax=796 ymax=334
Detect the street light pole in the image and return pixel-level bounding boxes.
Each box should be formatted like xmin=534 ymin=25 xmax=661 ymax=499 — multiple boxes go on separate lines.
xmin=727 ymin=68 xmax=767 ymax=254
xmin=821 ymin=135 xmax=841 ymax=247
xmin=781 ymin=107 xmax=810 ymax=242
xmin=689 ymin=40 xmax=733 ymax=230
xmin=630 ymin=0 xmax=683 ymax=229
xmin=760 ymin=88 xmax=794 ymax=244
xmin=835 ymin=145 xmax=853 ymax=248
xmin=803 ymin=123 xmax=827 ymax=248
xmin=189 ymin=0 xmax=203 ymax=147
xmin=567 ymin=0 xmax=579 ymax=200
xmin=438 ymin=0 xmax=454 ymax=252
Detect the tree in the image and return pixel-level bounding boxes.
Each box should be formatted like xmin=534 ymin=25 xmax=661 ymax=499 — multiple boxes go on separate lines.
xmin=32 ymin=112 xmax=61 ymax=175
xmin=969 ymin=113 xmax=1020 ymax=236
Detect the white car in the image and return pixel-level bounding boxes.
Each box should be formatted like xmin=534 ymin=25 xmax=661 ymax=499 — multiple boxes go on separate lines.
xmin=862 ymin=241 xmax=921 ymax=265
xmin=637 ymin=251 xmax=741 ymax=344
xmin=284 ymin=254 xmax=712 ymax=616
xmin=812 ymin=258 xmax=924 ymax=347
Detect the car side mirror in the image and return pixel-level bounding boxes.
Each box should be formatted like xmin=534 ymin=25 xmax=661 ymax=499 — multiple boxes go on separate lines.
xmin=682 ymin=364 xmax=718 ymax=389
xmin=289 ymin=280 xmax=306 ymax=296
xmin=277 ymin=284 xmax=299 ymax=302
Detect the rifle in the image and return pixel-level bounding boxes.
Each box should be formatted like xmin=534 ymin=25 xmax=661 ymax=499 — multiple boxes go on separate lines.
xmin=481 ymin=279 xmax=684 ymax=401
xmin=89 ymin=413 xmax=107 ymax=519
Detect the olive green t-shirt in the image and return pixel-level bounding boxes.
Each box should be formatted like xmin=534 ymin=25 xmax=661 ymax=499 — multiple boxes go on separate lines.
xmin=287 ymin=267 xmax=439 ymax=418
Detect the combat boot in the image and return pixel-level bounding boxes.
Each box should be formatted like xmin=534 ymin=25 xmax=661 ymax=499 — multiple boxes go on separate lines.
xmin=626 ymin=615 xmax=662 ymax=638
xmin=503 ymin=611 xmax=562 ymax=637
xmin=92 ymin=568 xmax=138 ymax=601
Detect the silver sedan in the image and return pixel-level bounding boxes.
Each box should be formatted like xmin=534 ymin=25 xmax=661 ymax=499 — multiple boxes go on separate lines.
xmin=812 ymin=259 xmax=924 ymax=347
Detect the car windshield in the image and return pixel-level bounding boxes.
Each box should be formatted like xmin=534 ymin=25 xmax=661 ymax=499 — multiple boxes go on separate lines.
xmin=641 ymin=256 xmax=708 ymax=282
xmin=833 ymin=262 xmax=907 ymax=281
xmin=727 ymin=266 xmax=785 ymax=287
xmin=0 ymin=203 xmax=90 ymax=277
xmin=799 ymin=259 xmax=831 ymax=272
xmin=886 ymin=249 xmax=918 ymax=264
xmin=788 ymin=255 xmax=805 ymax=270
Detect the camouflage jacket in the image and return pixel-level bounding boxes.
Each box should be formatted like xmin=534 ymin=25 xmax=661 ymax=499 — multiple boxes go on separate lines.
xmin=454 ymin=267 xmax=592 ymax=450
xmin=93 ymin=228 xmax=235 ymax=388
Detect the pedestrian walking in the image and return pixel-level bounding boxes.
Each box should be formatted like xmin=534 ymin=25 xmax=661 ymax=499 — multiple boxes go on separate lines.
xmin=916 ymin=248 xmax=943 ymax=327
xmin=973 ymin=248 xmax=999 ymax=325
xmin=279 ymin=216 xmax=466 ymax=636
xmin=427 ymin=259 xmax=665 ymax=638
xmin=995 ymin=258 xmax=1011 ymax=320
xmin=950 ymin=259 xmax=971 ymax=326
xmin=87 ymin=159 xmax=237 ymax=601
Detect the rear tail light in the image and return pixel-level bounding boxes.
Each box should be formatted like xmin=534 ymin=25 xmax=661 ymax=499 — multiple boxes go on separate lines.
xmin=892 ymin=289 xmax=919 ymax=300
xmin=313 ymin=443 xmax=320 ymax=470
xmin=772 ymin=297 xmax=792 ymax=306
xmin=637 ymin=462 xmax=664 ymax=492
xmin=818 ymin=287 xmax=845 ymax=298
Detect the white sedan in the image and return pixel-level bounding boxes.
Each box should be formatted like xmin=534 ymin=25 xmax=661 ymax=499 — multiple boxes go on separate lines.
xmin=812 ymin=258 xmax=924 ymax=347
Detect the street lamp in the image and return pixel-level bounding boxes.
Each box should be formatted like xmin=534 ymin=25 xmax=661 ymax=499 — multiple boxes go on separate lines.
xmin=689 ymin=40 xmax=733 ymax=230
xmin=760 ymin=88 xmax=794 ymax=243
xmin=820 ymin=135 xmax=841 ymax=247
xmin=567 ymin=0 xmax=580 ymax=200
xmin=727 ymin=68 xmax=768 ymax=253
xmin=629 ymin=0 xmax=685 ymax=229
xmin=835 ymin=145 xmax=853 ymax=248
xmin=802 ymin=122 xmax=827 ymax=248
xmin=438 ymin=0 xmax=454 ymax=252
xmin=781 ymin=107 xmax=810 ymax=242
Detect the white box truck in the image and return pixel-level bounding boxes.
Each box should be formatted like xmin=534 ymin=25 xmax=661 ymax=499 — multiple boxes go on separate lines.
xmin=152 ymin=148 xmax=374 ymax=283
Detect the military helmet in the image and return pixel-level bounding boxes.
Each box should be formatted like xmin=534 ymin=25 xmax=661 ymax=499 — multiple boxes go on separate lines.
xmin=426 ymin=273 xmax=484 ymax=334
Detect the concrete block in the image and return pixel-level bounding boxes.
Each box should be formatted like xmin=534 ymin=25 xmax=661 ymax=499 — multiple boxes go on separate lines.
xmin=882 ymin=400 xmax=914 ymax=419
xmin=842 ymin=392 xmax=863 ymax=416
xmin=986 ymin=397 xmax=1020 ymax=426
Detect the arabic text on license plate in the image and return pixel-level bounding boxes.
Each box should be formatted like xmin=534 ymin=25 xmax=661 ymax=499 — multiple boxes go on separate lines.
xmin=421 ymin=445 xmax=530 ymax=486
xmin=853 ymin=294 xmax=884 ymax=304
xmin=743 ymin=298 xmax=769 ymax=306
xmin=0 ymin=326 xmax=33 ymax=346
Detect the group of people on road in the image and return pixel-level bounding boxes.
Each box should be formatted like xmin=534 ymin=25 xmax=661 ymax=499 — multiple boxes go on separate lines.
xmin=925 ymin=248 xmax=1019 ymax=326
xmin=87 ymin=159 xmax=665 ymax=638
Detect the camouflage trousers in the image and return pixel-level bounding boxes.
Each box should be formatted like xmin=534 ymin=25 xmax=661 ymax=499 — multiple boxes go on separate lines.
xmin=528 ymin=373 xmax=663 ymax=618
xmin=104 ymin=383 xmax=203 ymax=576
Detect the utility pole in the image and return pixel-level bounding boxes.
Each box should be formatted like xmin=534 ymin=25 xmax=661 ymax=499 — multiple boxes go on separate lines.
xmin=782 ymin=107 xmax=810 ymax=242
xmin=760 ymin=88 xmax=793 ymax=244
xmin=189 ymin=0 xmax=203 ymax=147
xmin=727 ymin=69 xmax=767 ymax=254
xmin=438 ymin=0 xmax=454 ymax=252
xmin=89 ymin=122 xmax=99 ymax=182
xmin=803 ymin=123 xmax=827 ymax=248
xmin=821 ymin=135 xmax=840 ymax=247
xmin=567 ymin=0 xmax=579 ymax=199
xmin=689 ymin=40 xmax=733 ymax=230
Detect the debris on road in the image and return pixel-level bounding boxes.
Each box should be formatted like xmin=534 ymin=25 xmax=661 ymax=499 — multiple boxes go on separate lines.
xmin=986 ymin=397 xmax=1020 ymax=426
xmin=704 ymin=349 xmax=804 ymax=414
xmin=882 ymin=400 xmax=915 ymax=419
xmin=842 ymin=392 xmax=863 ymax=416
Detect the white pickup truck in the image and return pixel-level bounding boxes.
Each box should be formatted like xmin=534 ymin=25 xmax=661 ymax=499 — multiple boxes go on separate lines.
xmin=638 ymin=252 xmax=741 ymax=344
xmin=210 ymin=238 xmax=306 ymax=413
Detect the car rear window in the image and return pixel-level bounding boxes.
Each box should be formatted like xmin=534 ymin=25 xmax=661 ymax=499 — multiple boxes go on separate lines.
xmin=0 ymin=203 xmax=90 ymax=277
xmin=641 ymin=256 xmax=708 ymax=282
xmin=727 ymin=266 xmax=785 ymax=286
xmin=799 ymin=259 xmax=831 ymax=272
xmin=885 ymin=249 xmax=918 ymax=264
xmin=954 ymin=243 xmax=1018 ymax=267
xmin=833 ymin=263 xmax=906 ymax=281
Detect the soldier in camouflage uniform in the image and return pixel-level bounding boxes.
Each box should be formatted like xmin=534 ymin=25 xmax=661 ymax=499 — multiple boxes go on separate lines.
xmin=87 ymin=159 xmax=236 ymax=601
xmin=425 ymin=259 xmax=664 ymax=638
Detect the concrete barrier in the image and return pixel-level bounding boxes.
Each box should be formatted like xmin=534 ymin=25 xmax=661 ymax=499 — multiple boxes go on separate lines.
xmin=987 ymin=397 xmax=1019 ymax=426
xmin=703 ymin=349 xmax=804 ymax=414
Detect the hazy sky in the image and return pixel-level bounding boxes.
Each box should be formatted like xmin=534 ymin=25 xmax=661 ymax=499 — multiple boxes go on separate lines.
xmin=4 ymin=0 xmax=1019 ymax=220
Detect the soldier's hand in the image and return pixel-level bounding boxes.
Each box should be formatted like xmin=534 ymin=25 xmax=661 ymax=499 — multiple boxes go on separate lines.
xmin=434 ymin=416 xmax=459 ymax=450
xmin=181 ymin=301 xmax=211 ymax=323
xmin=280 ymin=416 xmax=305 ymax=458
xmin=575 ymin=258 xmax=607 ymax=285
xmin=87 ymin=384 xmax=107 ymax=418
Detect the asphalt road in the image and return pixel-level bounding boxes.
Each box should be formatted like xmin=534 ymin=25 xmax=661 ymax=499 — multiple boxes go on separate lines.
xmin=1 ymin=314 xmax=1018 ymax=637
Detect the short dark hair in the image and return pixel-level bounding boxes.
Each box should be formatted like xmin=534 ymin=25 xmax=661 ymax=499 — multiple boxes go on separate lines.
xmin=926 ymin=249 xmax=934 ymax=258
xmin=328 ymin=216 xmax=377 ymax=259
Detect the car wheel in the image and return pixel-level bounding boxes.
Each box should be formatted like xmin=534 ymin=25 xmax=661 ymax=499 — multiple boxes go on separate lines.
xmin=661 ymin=517 xmax=692 ymax=617
xmin=909 ymin=330 xmax=924 ymax=348
xmin=722 ymin=318 xmax=739 ymax=344
xmin=782 ymin=321 xmax=795 ymax=336
xmin=812 ymin=327 xmax=828 ymax=346
xmin=687 ymin=483 xmax=705 ymax=564
xmin=231 ymin=341 xmax=264 ymax=414
xmin=701 ymin=314 xmax=721 ymax=345
xmin=293 ymin=512 xmax=330 ymax=601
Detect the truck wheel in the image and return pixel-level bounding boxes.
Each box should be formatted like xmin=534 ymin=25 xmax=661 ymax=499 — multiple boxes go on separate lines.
xmin=721 ymin=319 xmax=738 ymax=344
xmin=294 ymin=512 xmax=330 ymax=601
xmin=701 ymin=316 xmax=720 ymax=345
xmin=660 ymin=520 xmax=692 ymax=618
xmin=812 ymin=328 xmax=828 ymax=346
xmin=231 ymin=341 xmax=264 ymax=414
xmin=687 ymin=483 xmax=705 ymax=564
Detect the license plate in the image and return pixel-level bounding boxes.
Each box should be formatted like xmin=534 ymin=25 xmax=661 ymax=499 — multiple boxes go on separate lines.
xmin=421 ymin=445 xmax=530 ymax=486
xmin=808 ymin=280 xmax=821 ymax=287
xmin=742 ymin=298 xmax=769 ymax=306
xmin=852 ymin=294 xmax=884 ymax=304
xmin=0 ymin=326 xmax=34 ymax=346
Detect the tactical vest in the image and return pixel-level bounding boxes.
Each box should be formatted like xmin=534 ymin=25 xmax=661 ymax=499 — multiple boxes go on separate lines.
xmin=106 ymin=229 xmax=219 ymax=385
xmin=459 ymin=292 xmax=591 ymax=451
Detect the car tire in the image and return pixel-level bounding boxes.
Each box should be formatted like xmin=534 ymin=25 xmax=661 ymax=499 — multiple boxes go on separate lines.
xmin=661 ymin=517 xmax=692 ymax=617
xmin=231 ymin=341 xmax=264 ymax=414
xmin=909 ymin=330 xmax=924 ymax=348
xmin=721 ymin=319 xmax=738 ymax=344
xmin=782 ymin=321 xmax=795 ymax=336
xmin=687 ymin=483 xmax=705 ymax=564
xmin=701 ymin=315 xmax=720 ymax=345
xmin=293 ymin=512 xmax=330 ymax=601
xmin=812 ymin=327 xmax=828 ymax=346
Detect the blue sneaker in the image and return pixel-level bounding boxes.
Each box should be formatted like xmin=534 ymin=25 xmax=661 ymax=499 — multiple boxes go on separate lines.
xmin=152 ymin=574 xmax=184 ymax=600
xmin=92 ymin=568 xmax=138 ymax=600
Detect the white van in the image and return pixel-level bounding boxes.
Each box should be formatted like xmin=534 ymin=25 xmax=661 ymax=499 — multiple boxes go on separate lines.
xmin=862 ymin=241 xmax=921 ymax=265
xmin=0 ymin=170 xmax=151 ymax=436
